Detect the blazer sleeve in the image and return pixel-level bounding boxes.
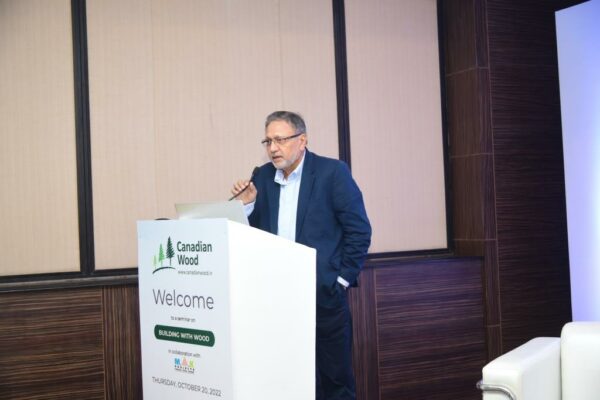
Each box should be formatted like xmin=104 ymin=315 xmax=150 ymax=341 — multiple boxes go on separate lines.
xmin=332 ymin=162 xmax=372 ymax=285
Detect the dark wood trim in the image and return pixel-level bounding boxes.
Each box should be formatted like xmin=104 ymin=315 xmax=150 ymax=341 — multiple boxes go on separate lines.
xmin=0 ymin=270 xmax=138 ymax=293
xmin=72 ymin=0 xmax=96 ymax=276
xmin=0 ymin=251 xmax=461 ymax=292
xmin=332 ymin=0 xmax=352 ymax=166
xmin=365 ymin=253 xmax=480 ymax=269
xmin=437 ymin=0 xmax=454 ymax=255
xmin=367 ymin=248 xmax=454 ymax=263
xmin=554 ymin=0 xmax=589 ymax=12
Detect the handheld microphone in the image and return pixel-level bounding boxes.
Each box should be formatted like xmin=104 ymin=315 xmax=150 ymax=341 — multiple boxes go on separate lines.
xmin=229 ymin=167 xmax=259 ymax=201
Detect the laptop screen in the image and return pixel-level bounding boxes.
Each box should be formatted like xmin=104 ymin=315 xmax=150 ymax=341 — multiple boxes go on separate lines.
xmin=175 ymin=200 xmax=249 ymax=225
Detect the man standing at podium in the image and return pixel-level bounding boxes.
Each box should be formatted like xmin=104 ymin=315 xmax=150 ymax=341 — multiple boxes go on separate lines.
xmin=231 ymin=111 xmax=371 ymax=400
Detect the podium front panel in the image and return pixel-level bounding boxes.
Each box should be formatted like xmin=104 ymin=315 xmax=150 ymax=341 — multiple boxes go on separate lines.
xmin=138 ymin=219 xmax=233 ymax=399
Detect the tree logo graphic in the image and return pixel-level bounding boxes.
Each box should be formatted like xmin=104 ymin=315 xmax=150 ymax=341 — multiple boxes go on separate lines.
xmin=153 ymin=236 xmax=176 ymax=274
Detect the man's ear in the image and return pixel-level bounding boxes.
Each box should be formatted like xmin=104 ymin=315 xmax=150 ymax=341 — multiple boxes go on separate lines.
xmin=300 ymin=133 xmax=308 ymax=149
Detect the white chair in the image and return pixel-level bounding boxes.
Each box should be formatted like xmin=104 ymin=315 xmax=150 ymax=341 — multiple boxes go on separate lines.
xmin=477 ymin=322 xmax=600 ymax=400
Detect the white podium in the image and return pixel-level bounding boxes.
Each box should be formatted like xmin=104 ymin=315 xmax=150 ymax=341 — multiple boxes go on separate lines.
xmin=137 ymin=219 xmax=316 ymax=400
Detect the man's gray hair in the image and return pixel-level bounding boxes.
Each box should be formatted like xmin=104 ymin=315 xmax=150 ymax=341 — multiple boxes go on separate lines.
xmin=265 ymin=111 xmax=307 ymax=135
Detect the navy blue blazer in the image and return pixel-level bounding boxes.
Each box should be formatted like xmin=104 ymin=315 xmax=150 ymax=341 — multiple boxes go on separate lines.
xmin=249 ymin=150 xmax=372 ymax=307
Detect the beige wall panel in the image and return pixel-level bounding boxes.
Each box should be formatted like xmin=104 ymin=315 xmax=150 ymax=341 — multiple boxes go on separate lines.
xmin=278 ymin=2 xmax=338 ymax=158
xmin=345 ymin=0 xmax=447 ymax=252
xmin=0 ymin=0 xmax=80 ymax=276
xmin=150 ymin=0 xmax=280 ymax=214
xmin=87 ymin=0 xmax=157 ymax=269
xmin=88 ymin=0 xmax=337 ymax=269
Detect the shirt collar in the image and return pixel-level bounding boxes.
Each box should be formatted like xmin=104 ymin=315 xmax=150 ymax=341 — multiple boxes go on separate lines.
xmin=274 ymin=151 xmax=305 ymax=185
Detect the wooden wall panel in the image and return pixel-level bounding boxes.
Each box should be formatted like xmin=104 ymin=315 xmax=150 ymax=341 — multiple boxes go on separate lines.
xmin=0 ymin=289 xmax=105 ymax=399
xmin=102 ymin=285 xmax=142 ymax=399
xmin=0 ymin=256 xmax=485 ymax=400
xmin=349 ymin=267 xmax=380 ymax=400
xmin=446 ymin=69 xmax=492 ymax=158
xmin=441 ymin=0 xmax=501 ymax=361
xmin=374 ymin=258 xmax=486 ymax=400
xmin=442 ymin=0 xmax=573 ymax=360
xmin=487 ymin=0 xmax=572 ymax=352
xmin=486 ymin=0 xmax=560 ymax=67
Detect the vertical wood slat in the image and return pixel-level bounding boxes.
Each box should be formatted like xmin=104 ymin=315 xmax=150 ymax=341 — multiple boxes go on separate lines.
xmin=441 ymin=0 xmax=501 ymax=362
xmin=349 ymin=267 xmax=380 ymax=400
xmin=0 ymin=288 xmax=105 ymax=400
xmin=102 ymin=285 xmax=142 ymax=399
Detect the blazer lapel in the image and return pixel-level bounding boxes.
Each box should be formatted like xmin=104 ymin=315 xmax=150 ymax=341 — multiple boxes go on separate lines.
xmin=296 ymin=150 xmax=315 ymax=240
xmin=266 ymin=173 xmax=280 ymax=235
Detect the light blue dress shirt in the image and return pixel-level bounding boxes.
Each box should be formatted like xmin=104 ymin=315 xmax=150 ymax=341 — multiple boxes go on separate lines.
xmin=274 ymin=155 xmax=304 ymax=242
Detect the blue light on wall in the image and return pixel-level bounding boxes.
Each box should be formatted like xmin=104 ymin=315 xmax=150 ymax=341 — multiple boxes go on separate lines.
xmin=556 ymin=0 xmax=600 ymax=321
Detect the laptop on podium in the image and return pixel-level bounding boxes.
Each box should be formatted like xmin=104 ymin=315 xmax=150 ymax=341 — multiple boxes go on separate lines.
xmin=175 ymin=200 xmax=249 ymax=225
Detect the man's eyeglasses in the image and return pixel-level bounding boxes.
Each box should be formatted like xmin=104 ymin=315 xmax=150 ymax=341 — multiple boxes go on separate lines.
xmin=261 ymin=133 xmax=303 ymax=147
